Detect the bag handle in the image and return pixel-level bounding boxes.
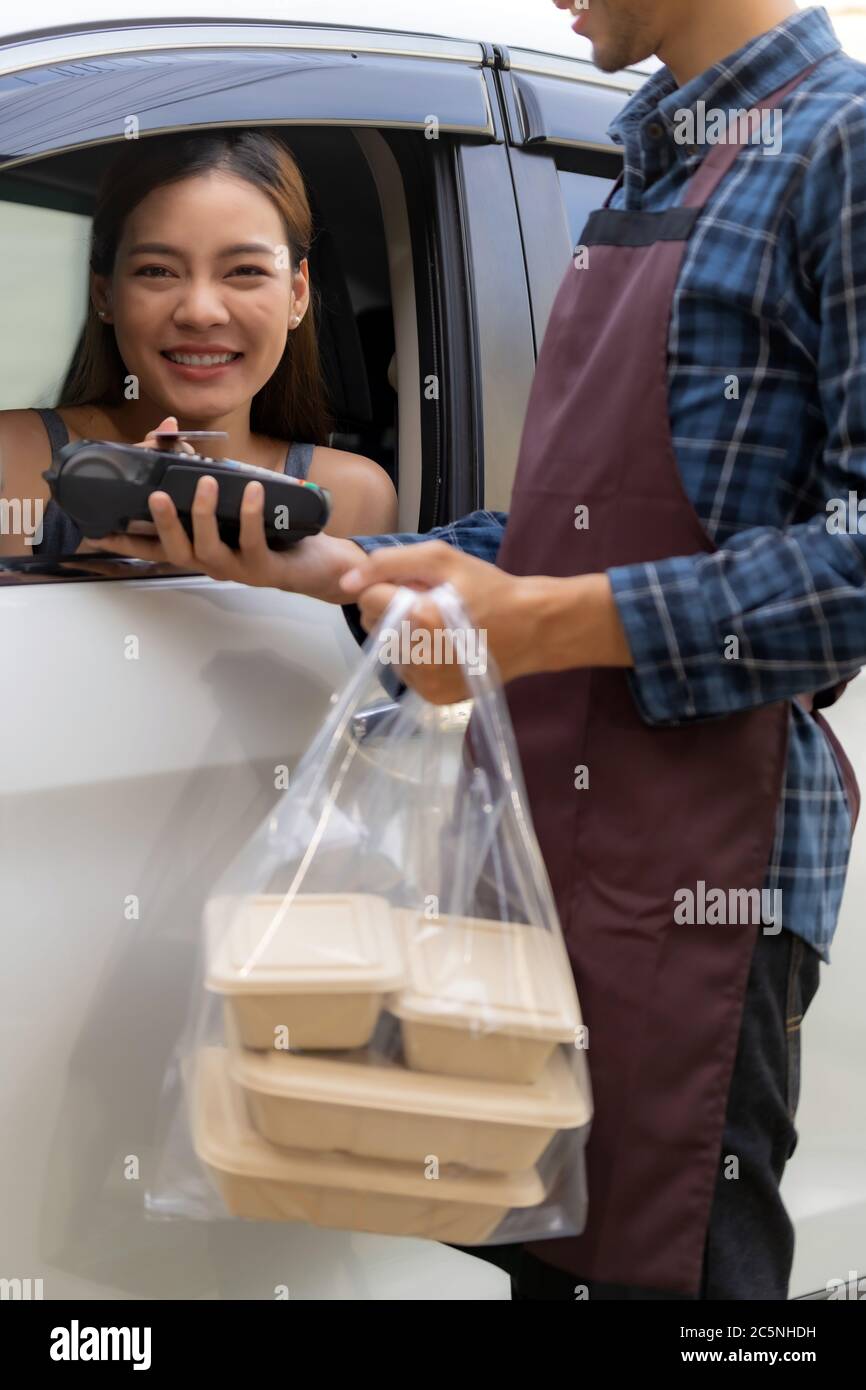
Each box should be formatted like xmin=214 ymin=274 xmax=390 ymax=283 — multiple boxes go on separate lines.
xmin=264 ymin=583 xmax=562 ymax=941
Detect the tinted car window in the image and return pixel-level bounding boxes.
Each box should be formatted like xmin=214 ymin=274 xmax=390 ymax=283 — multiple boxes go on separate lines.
xmin=558 ymin=170 xmax=615 ymax=246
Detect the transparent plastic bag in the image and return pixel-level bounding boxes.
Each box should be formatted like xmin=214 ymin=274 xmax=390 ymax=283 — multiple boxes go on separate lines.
xmin=147 ymin=583 xmax=592 ymax=1245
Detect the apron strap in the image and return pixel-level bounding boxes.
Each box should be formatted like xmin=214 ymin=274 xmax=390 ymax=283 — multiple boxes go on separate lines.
xmin=603 ymin=170 xmax=624 ymax=208
xmin=600 ymin=55 xmax=827 ymax=217
xmin=682 ymin=59 xmax=826 ymax=209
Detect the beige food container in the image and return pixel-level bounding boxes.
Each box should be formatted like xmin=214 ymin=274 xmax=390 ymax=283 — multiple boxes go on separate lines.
xmin=194 ymin=1048 xmax=546 ymax=1241
xmin=230 ymin=1041 xmax=590 ymax=1171
xmin=205 ymin=893 xmax=404 ymax=1050
xmin=389 ymin=911 xmax=583 ymax=1084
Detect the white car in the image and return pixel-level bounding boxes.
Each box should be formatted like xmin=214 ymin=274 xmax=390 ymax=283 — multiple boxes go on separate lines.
xmin=0 ymin=3 xmax=862 ymax=1301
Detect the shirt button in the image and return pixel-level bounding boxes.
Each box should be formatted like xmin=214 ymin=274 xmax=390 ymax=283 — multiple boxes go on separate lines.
xmin=646 ymin=121 xmax=664 ymax=139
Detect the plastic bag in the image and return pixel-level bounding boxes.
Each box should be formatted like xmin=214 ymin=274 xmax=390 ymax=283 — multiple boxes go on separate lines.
xmin=147 ymin=583 xmax=592 ymax=1246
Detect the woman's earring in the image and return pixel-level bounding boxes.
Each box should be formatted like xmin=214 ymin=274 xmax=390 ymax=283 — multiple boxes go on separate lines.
xmin=97 ymin=310 xmax=108 ymax=320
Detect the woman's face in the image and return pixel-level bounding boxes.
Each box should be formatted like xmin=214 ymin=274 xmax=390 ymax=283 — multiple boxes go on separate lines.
xmin=95 ymin=171 xmax=309 ymax=424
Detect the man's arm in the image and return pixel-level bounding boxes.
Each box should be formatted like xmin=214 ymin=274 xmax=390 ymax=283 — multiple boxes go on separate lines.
xmin=351 ymin=508 xmax=508 ymax=561
xmin=341 ymin=509 xmax=508 ymax=647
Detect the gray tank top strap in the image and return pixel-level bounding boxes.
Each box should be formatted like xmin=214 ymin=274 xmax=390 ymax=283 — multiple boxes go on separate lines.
xmin=29 ymin=408 xmax=82 ymax=558
xmin=283 ymin=440 xmax=315 ymax=479
xmin=32 ymin=407 xmax=71 ymax=455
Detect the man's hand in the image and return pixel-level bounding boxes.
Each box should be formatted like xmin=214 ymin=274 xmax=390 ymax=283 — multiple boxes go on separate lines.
xmin=339 ymin=540 xmax=633 ymax=705
xmin=339 ymin=541 xmax=538 ymax=703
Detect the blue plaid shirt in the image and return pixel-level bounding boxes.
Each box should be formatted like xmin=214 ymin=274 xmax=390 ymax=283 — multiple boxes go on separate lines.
xmin=351 ymin=6 xmax=866 ymax=962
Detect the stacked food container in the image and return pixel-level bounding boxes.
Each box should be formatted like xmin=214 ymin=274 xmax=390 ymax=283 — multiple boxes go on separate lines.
xmin=193 ymin=892 xmax=591 ymax=1242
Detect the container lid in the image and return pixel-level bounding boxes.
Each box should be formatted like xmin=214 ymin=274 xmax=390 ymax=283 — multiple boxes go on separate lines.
xmin=388 ymin=911 xmax=582 ymax=1042
xmin=230 ymin=1040 xmax=590 ymax=1130
xmin=194 ymin=1049 xmax=546 ymax=1206
xmin=204 ymin=893 xmax=404 ymax=996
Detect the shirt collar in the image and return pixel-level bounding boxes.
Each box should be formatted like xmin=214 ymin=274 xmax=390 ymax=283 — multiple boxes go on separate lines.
xmin=608 ymin=6 xmax=841 ymax=156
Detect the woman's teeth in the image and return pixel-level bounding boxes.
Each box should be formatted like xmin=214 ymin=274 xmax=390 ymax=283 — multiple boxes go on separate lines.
xmin=163 ymin=351 xmax=241 ymax=366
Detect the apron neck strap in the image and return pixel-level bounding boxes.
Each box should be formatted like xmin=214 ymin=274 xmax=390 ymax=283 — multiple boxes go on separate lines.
xmin=604 ymin=170 xmax=624 ymax=208
xmin=602 ymin=54 xmax=828 ymax=215
xmin=681 ymin=58 xmax=825 ymax=209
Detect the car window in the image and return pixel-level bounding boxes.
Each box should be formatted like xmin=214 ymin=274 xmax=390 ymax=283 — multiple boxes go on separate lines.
xmin=0 ymin=197 xmax=90 ymax=410
xmin=0 ymin=132 xmax=400 ymax=564
xmin=0 ymin=25 xmax=507 ymax=578
xmin=0 ymin=122 xmax=465 ymax=574
xmin=557 ymin=170 xmax=616 ymax=247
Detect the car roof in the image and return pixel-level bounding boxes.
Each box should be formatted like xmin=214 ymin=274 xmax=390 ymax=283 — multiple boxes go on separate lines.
xmin=0 ymin=2 xmax=652 ymax=79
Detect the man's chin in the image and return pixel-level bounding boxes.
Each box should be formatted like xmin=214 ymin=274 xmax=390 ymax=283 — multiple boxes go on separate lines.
xmin=591 ymin=42 xmax=644 ymax=74
xmin=591 ymin=47 xmax=619 ymax=74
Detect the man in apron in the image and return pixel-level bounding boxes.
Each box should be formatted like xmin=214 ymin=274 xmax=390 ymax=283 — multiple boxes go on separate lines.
xmin=337 ymin=1 xmax=866 ymax=1299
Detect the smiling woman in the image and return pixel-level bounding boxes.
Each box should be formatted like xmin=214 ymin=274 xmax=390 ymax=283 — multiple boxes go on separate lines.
xmin=0 ymin=129 xmax=398 ymax=558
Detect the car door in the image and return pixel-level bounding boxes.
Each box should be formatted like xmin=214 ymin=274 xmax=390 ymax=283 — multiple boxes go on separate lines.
xmin=0 ymin=17 xmax=514 ymax=1301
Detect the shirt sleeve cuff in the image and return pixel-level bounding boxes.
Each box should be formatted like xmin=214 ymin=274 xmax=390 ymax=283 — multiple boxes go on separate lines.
xmin=341 ymin=534 xmax=408 ymax=697
xmin=349 ymin=534 xmax=404 ymax=554
xmin=607 ymin=558 xmax=721 ymax=725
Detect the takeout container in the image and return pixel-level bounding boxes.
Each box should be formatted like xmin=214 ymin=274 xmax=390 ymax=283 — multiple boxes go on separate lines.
xmin=230 ymin=1040 xmax=590 ymax=1171
xmin=204 ymin=893 xmax=404 ymax=1050
xmin=193 ymin=1048 xmax=546 ymax=1241
xmin=388 ymin=912 xmax=583 ymax=1083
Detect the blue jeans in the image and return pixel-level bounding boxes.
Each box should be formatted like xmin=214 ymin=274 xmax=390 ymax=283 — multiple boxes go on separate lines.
xmin=450 ymin=927 xmax=822 ymax=1301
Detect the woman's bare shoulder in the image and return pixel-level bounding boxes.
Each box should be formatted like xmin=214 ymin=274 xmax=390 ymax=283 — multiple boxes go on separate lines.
xmin=308 ymin=446 xmax=398 ymax=535
xmin=0 ymin=407 xmax=47 ymax=440
xmin=0 ymin=404 xmax=103 ymax=452
xmin=308 ymin=445 xmax=393 ymax=487
xmin=0 ymin=409 xmax=53 ymax=474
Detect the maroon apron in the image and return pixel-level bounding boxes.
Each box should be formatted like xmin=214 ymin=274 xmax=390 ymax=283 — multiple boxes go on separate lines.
xmin=494 ymin=62 xmax=840 ymax=1295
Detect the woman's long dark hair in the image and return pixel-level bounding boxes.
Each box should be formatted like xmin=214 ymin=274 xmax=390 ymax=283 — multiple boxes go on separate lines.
xmin=59 ymin=130 xmax=333 ymax=444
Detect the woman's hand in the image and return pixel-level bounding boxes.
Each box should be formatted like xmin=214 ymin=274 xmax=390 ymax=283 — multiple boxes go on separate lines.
xmin=77 ymin=414 xmax=196 ymax=556
xmin=75 ymin=412 xmax=361 ymax=598
xmin=81 ymin=415 xmax=362 ymax=598
xmin=134 ymin=416 xmax=199 ymax=456
xmin=93 ymin=467 xmax=365 ymax=602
